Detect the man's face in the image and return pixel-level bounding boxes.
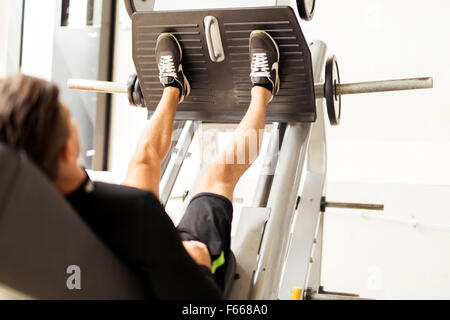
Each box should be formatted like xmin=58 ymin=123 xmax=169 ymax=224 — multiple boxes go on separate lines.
xmin=62 ymin=103 xmax=82 ymax=164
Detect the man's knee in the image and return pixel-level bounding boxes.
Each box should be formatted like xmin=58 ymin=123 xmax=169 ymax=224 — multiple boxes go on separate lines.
xmin=129 ymin=146 xmax=161 ymax=170
xmin=206 ymin=163 xmax=241 ymax=187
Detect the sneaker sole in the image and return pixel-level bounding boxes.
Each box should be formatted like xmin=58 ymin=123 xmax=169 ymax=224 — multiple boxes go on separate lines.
xmin=178 ymin=65 xmax=191 ymax=103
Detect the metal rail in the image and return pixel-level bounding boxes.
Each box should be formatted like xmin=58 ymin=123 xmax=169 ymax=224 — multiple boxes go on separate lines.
xmin=324 ymin=201 xmax=384 ymax=211
xmin=67 ymin=79 xmax=128 ymax=94
xmin=309 ymin=293 xmax=372 ymax=301
xmin=68 ymin=76 xmax=433 ymax=98
xmin=335 ymin=77 xmax=433 ymax=95
xmin=251 ymin=41 xmax=328 ymax=300
xmin=277 ymin=40 xmax=329 ymax=300
xmin=160 ymin=120 xmax=198 ymax=206
xmin=313 ymin=76 xmax=433 ymax=97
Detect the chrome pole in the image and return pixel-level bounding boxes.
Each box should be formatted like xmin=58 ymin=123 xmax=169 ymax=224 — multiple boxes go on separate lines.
xmin=314 ymin=76 xmax=433 ymax=98
xmin=68 ymin=77 xmax=433 ymax=97
xmin=67 ymin=79 xmax=128 ymax=94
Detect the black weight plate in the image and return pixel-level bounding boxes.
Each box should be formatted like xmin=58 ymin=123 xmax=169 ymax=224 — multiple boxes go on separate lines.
xmin=297 ymin=0 xmax=316 ymax=21
xmin=133 ymin=77 xmax=145 ymax=107
xmin=325 ymin=55 xmax=341 ymax=126
xmin=124 ymin=0 xmax=136 ymax=18
xmin=127 ymin=73 xmax=138 ymax=106
xmin=124 ymin=0 xmax=156 ymax=18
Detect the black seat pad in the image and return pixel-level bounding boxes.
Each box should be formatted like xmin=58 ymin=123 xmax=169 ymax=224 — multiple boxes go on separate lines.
xmin=0 ymin=144 xmax=151 ymax=299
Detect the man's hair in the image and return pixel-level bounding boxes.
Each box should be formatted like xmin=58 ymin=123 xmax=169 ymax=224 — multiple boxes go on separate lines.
xmin=0 ymin=74 xmax=70 ymax=180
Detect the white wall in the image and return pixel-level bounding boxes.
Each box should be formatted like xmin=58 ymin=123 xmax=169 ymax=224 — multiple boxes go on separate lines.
xmin=300 ymin=0 xmax=450 ymax=299
xmin=322 ymin=182 xmax=450 ymax=300
xmin=108 ymin=4 xmax=148 ymax=178
xmin=302 ymin=0 xmax=450 ymax=186
xmin=0 ymin=0 xmax=10 ymax=78
xmin=108 ymin=0 xmax=450 ymax=299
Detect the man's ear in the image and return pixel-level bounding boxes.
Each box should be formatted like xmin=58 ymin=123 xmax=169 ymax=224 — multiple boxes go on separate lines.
xmin=59 ymin=143 xmax=71 ymax=163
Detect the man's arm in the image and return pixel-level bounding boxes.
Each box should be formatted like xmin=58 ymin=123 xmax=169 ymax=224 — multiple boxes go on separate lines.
xmin=132 ymin=193 xmax=222 ymax=299
xmin=183 ymin=241 xmax=212 ymax=270
xmin=77 ymin=184 xmax=222 ymax=300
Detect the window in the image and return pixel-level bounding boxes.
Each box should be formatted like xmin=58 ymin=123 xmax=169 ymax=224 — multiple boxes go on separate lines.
xmin=61 ymin=0 xmax=101 ymax=28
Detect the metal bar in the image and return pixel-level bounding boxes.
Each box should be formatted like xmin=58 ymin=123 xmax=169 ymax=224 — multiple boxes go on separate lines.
xmin=67 ymin=79 xmax=128 ymax=94
xmin=160 ymin=121 xmax=198 ymax=206
xmin=94 ymin=0 xmax=116 ymax=171
xmin=251 ymin=122 xmax=287 ymax=208
xmin=278 ymin=40 xmax=328 ymax=300
xmin=229 ymin=207 xmax=271 ymax=300
xmin=325 ymin=202 xmax=384 ymax=211
xmin=307 ymin=210 xmax=324 ymax=296
xmin=160 ymin=121 xmax=186 ymax=176
xmin=250 ymin=123 xmax=312 ymax=300
xmin=309 ymin=293 xmax=371 ymax=301
xmin=314 ymin=77 xmax=433 ymax=98
xmin=70 ymin=76 xmax=433 ymax=98
xmin=229 ymin=122 xmax=286 ymax=300
xmin=178 ymin=122 xmax=220 ymax=212
xmin=337 ymin=77 xmax=433 ymax=95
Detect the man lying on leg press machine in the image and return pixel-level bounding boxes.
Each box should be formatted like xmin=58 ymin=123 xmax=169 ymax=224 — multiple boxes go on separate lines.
xmin=0 ymin=30 xmax=280 ymax=299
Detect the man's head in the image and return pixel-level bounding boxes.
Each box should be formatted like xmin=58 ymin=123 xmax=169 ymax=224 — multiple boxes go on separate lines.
xmin=0 ymin=74 xmax=82 ymax=184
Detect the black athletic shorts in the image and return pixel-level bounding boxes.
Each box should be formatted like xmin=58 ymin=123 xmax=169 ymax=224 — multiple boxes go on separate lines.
xmin=177 ymin=193 xmax=233 ymax=285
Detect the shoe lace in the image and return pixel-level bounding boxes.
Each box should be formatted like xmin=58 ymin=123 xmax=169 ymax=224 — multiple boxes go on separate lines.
xmin=250 ymin=52 xmax=270 ymax=77
xmin=159 ymin=55 xmax=177 ymax=79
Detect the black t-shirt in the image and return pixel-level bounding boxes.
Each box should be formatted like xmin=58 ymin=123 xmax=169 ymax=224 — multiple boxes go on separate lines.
xmin=66 ymin=174 xmax=222 ymax=300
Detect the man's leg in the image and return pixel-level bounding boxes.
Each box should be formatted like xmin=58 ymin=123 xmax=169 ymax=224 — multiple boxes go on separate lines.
xmin=193 ymin=30 xmax=280 ymax=202
xmin=123 ymin=87 xmax=179 ymax=197
xmin=192 ymin=86 xmax=271 ymax=202
xmin=177 ymin=31 xmax=280 ymax=280
xmin=123 ymin=33 xmax=190 ymax=198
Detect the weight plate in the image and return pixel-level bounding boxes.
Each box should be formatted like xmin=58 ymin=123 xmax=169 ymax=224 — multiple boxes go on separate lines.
xmin=133 ymin=77 xmax=145 ymax=108
xmin=124 ymin=0 xmax=155 ymax=18
xmin=297 ymin=0 xmax=316 ymax=21
xmin=124 ymin=0 xmax=136 ymax=18
xmin=325 ymin=55 xmax=341 ymax=126
xmin=127 ymin=73 xmax=138 ymax=106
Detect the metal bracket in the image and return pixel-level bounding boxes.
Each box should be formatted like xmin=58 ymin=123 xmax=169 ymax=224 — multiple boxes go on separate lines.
xmin=229 ymin=207 xmax=271 ymax=300
xmin=204 ymin=16 xmax=225 ymax=63
xmin=277 ymin=40 xmax=328 ymax=300
xmin=160 ymin=121 xmax=199 ymax=206
xmin=124 ymin=0 xmax=155 ymax=17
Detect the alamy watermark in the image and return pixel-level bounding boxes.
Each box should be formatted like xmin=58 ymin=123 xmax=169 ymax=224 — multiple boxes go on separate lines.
xmin=66 ymin=265 xmax=81 ymax=290
xmin=171 ymin=125 xmax=281 ymax=176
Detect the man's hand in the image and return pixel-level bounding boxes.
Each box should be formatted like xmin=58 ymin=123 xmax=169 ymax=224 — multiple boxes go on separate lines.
xmin=182 ymin=241 xmax=212 ymax=270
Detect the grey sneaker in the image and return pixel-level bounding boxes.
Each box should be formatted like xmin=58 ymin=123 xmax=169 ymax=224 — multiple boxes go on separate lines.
xmin=249 ymin=30 xmax=280 ymax=102
xmin=155 ymin=33 xmax=191 ymax=103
